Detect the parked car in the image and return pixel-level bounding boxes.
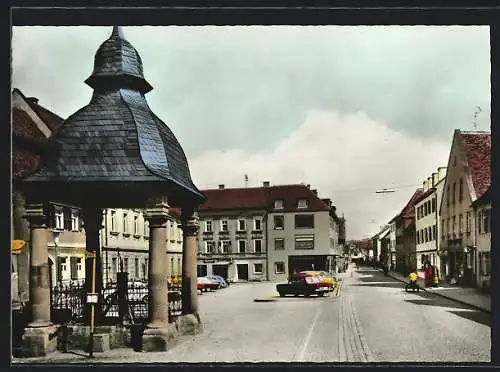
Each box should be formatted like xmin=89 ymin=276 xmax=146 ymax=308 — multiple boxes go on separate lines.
xmin=296 ymin=271 xmax=336 ymax=292
xmin=207 ymin=275 xmax=229 ymax=288
xmin=197 ymin=277 xmax=220 ymax=292
xmin=276 ymin=276 xmax=329 ymax=297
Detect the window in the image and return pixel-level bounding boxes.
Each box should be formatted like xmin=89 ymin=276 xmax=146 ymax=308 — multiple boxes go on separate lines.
xmin=254 ymin=239 xmax=262 ymax=253
xmin=143 ymin=259 xmax=148 ymax=279
xmin=452 ymin=216 xmax=456 ymax=234
xmin=447 ymin=218 xmax=450 ymax=237
xmin=205 ymin=220 xmax=212 ymax=232
xmin=427 ymin=201 xmax=431 ymax=215
xmin=483 ymin=209 xmax=491 ymax=234
xmin=452 ymin=182 xmax=456 ymax=204
xmin=205 ymin=241 xmax=216 ymax=254
xmin=170 ymin=257 xmax=174 ymax=274
xmin=123 ymin=213 xmax=129 ymax=234
xmin=254 ymin=263 xmax=263 ymax=274
xmin=459 ymin=178 xmax=464 ymax=202
xmin=123 ymin=257 xmax=129 ymax=272
xmin=111 ymin=258 xmax=117 ymax=277
xmin=295 ymin=235 xmax=314 ymax=250
xmin=432 ymin=225 xmax=437 ymax=241
xmin=238 ymin=240 xmax=246 ymax=253
xmin=479 ymin=252 xmax=491 ymax=276
xmin=416 ymin=231 xmax=420 ymax=244
xmin=70 ymin=257 xmax=79 ymax=280
xmin=221 ymin=220 xmax=228 ymax=231
xmin=134 ymin=215 xmax=139 ymax=235
xmin=424 ymin=229 xmax=428 ymax=242
xmin=238 ymin=219 xmax=246 ymax=231
xmin=135 ymin=258 xmax=139 ymax=278
xmin=274 ymin=199 xmax=284 ymax=209
xmin=274 ymin=215 xmax=284 ymax=230
xmin=458 ymin=214 xmax=463 ymax=233
xmin=177 ymin=258 xmax=181 ymax=274
xmin=431 ymin=198 xmax=436 ymax=213
xmin=441 ymin=219 xmax=445 ymax=237
xmin=275 ymin=238 xmax=285 ymax=250
xmin=221 ymin=240 xmax=231 ymax=254
xmin=71 ymin=212 xmax=79 ymax=231
xmin=144 ymin=221 xmax=149 ymax=237
xmin=275 ymin=262 xmax=285 ymax=274
xmin=424 ymin=203 xmax=428 ymax=216
xmin=297 ymin=199 xmax=308 ymax=209
xmin=254 ymin=218 xmax=262 ymax=231
xmin=55 ymin=209 xmax=64 ymax=230
xmin=466 ymin=212 xmax=471 ymax=233
xmin=295 ymin=214 xmax=314 ymax=229
xmin=416 ymin=207 xmax=420 ymax=220
xmin=477 ymin=211 xmax=483 ymax=234
xmin=447 ymin=186 xmax=450 ymax=207
xmin=111 ymin=211 xmax=116 ymax=231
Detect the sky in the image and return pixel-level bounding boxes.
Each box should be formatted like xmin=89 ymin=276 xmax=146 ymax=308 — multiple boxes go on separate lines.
xmin=11 ymin=26 xmax=491 ymax=239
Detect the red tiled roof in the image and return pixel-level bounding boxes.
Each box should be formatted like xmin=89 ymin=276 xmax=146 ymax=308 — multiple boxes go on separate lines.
xmin=12 ymin=108 xmax=47 ymax=144
xmin=460 ymin=131 xmax=491 ymax=199
xmin=12 ymin=149 xmax=41 ymax=180
xmin=25 ymin=99 xmax=64 ymax=133
xmin=401 ymin=188 xmax=424 ymax=228
xmin=199 ymin=184 xmax=329 ymax=212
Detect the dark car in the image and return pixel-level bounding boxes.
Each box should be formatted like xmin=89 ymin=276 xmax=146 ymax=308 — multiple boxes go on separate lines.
xmin=276 ymin=276 xmax=329 ymax=297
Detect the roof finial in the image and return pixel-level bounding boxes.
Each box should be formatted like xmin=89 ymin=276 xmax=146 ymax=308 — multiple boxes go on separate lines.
xmin=111 ymin=26 xmax=125 ymax=39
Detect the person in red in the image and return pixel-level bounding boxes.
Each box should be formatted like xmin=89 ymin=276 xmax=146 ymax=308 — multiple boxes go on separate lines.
xmin=424 ymin=262 xmax=434 ymax=288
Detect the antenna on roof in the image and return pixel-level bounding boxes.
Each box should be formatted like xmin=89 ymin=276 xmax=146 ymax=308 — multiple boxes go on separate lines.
xmin=473 ymin=106 xmax=482 ymax=130
xmin=244 ymin=174 xmax=249 ymax=188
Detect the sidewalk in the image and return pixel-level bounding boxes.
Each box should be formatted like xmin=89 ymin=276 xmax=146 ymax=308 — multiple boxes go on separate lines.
xmin=384 ymin=269 xmax=491 ymax=313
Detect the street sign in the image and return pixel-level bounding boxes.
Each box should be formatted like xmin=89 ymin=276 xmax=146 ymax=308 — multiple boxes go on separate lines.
xmin=12 ymin=240 xmax=26 ymax=255
xmin=86 ymin=293 xmax=99 ymax=304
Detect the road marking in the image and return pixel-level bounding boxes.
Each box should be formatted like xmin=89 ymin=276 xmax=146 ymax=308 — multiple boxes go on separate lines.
xmin=295 ymin=305 xmax=321 ymax=362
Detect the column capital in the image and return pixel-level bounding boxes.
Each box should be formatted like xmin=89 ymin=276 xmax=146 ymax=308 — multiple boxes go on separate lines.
xmin=23 ymin=204 xmax=46 ymax=228
xmin=181 ymin=208 xmax=199 ymax=237
xmin=145 ymin=201 xmax=171 ymax=227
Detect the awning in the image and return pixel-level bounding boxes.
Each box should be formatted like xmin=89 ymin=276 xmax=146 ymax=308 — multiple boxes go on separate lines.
xmin=12 ymin=240 xmax=26 ymax=255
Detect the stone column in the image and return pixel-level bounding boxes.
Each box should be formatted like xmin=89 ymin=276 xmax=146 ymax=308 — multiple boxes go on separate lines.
xmin=22 ymin=203 xmax=57 ymax=357
xmin=142 ymin=198 xmax=178 ymax=352
xmin=179 ymin=207 xmax=202 ymax=335
xmin=82 ymin=207 xmax=104 ymax=325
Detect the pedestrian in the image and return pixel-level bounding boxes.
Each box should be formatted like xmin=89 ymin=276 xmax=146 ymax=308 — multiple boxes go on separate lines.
xmin=424 ymin=262 xmax=433 ymax=288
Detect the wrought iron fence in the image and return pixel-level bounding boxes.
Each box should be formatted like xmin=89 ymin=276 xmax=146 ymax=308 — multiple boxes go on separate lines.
xmin=50 ymin=281 xmax=183 ymax=325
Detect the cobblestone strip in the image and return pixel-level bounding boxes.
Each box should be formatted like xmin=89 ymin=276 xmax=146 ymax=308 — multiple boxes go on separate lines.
xmin=339 ymin=279 xmax=375 ymax=363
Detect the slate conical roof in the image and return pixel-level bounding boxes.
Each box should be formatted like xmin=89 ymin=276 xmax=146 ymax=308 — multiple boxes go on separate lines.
xmin=22 ymin=26 xmax=205 ymax=206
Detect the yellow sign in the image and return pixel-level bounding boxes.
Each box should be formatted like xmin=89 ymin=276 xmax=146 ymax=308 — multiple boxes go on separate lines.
xmin=12 ymin=240 xmax=26 ymax=255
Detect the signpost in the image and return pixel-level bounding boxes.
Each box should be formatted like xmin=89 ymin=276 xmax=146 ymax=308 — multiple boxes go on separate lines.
xmin=86 ymin=251 xmax=97 ymax=358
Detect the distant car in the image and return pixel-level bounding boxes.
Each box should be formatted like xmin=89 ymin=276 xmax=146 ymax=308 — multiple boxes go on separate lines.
xmin=276 ymin=276 xmax=329 ymax=297
xmin=207 ymin=275 xmax=229 ymax=288
xmin=197 ymin=277 xmax=220 ymax=292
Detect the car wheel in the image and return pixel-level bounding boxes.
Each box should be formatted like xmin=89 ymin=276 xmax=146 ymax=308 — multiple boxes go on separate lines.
xmin=318 ymin=292 xmax=324 ymax=297
xmin=304 ymin=292 xmax=310 ymax=297
xmin=279 ymin=292 xmax=284 ymax=297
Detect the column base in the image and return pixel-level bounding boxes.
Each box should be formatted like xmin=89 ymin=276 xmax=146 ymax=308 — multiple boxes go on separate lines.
xmin=141 ymin=323 xmax=179 ymax=352
xmin=178 ymin=313 xmax=203 ymax=336
xmin=21 ymin=325 xmax=58 ymax=357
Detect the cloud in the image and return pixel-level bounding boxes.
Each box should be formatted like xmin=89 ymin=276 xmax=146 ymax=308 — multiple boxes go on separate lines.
xmin=189 ymin=110 xmax=450 ymax=239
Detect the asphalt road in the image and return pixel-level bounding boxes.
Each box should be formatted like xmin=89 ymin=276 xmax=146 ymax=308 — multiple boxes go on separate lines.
xmin=14 ymin=266 xmax=491 ymax=363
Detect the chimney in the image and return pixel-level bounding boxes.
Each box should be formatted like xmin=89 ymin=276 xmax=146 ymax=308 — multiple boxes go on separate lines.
xmin=312 ymin=189 xmax=318 ymax=196
xmin=432 ymin=172 xmax=438 ymax=187
xmin=427 ymin=176 xmax=433 ymax=189
xmin=27 ymin=97 xmax=39 ymax=104
xmin=218 ymin=184 xmax=225 ymax=190
xmin=307 ymin=184 xmax=311 ymax=189
xmin=423 ymin=180 xmax=427 ymax=192
xmin=263 ymin=181 xmax=270 ymax=187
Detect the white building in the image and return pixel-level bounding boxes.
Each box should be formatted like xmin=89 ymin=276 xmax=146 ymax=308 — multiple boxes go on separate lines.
xmin=414 ymin=167 xmax=447 ymax=272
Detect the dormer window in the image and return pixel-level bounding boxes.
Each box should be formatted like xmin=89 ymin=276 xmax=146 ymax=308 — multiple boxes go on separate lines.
xmin=55 ymin=208 xmax=64 ymax=230
xmin=274 ymin=199 xmax=284 ymax=209
xmin=297 ymin=199 xmax=308 ymax=209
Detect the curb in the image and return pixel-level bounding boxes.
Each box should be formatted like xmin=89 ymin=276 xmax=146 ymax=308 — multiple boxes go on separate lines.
xmin=383 ymin=270 xmax=491 ymax=314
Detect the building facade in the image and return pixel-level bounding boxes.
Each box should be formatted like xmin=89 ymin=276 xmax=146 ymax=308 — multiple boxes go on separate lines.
xmin=197 ymin=182 xmax=343 ymax=282
xmin=415 ymin=167 xmax=447 ymax=273
xmin=472 ymin=187 xmax=491 ymax=291
xmin=101 ymin=208 xmax=184 ymax=284
xmin=439 ymin=130 xmax=491 ymax=285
